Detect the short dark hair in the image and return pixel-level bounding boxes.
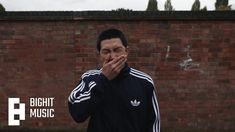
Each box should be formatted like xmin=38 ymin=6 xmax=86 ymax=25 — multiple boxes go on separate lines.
xmin=96 ymin=28 xmax=128 ymax=51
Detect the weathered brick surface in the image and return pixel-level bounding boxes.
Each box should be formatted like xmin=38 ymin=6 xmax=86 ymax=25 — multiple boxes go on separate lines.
xmin=0 ymin=12 xmax=235 ymax=132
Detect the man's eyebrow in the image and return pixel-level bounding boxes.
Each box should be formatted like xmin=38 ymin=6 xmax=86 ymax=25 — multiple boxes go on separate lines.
xmin=112 ymin=47 xmax=122 ymax=51
xmin=101 ymin=46 xmax=123 ymax=50
xmin=101 ymin=48 xmax=110 ymax=51
xmin=113 ymin=46 xmax=124 ymax=50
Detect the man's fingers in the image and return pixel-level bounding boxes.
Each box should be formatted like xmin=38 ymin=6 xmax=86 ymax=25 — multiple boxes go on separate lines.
xmin=103 ymin=55 xmax=127 ymax=72
xmin=110 ymin=55 xmax=126 ymax=65
xmin=103 ymin=57 xmax=111 ymax=66
xmin=101 ymin=55 xmax=127 ymax=80
xmin=112 ymin=57 xmax=127 ymax=73
xmin=115 ymin=55 xmax=127 ymax=68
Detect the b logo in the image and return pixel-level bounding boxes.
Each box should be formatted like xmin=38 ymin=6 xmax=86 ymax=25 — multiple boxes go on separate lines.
xmin=8 ymin=98 xmax=25 ymax=126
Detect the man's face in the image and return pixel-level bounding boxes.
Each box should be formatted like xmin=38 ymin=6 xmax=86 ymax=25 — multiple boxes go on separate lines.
xmin=99 ymin=38 xmax=128 ymax=67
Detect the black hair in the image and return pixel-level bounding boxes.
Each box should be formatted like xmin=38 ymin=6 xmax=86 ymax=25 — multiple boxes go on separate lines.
xmin=96 ymin=28 xmax=128 ymax=51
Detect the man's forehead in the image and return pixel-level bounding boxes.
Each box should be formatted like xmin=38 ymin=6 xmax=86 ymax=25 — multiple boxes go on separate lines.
xmin=100 ymin=38 xmax=124 ymax=49
xmin=101 ymin=38 xmax=122 ymax=44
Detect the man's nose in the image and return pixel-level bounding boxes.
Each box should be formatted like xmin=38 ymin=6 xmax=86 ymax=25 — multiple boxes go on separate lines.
xmin=110 ymin=52 xmax=116 ymax=60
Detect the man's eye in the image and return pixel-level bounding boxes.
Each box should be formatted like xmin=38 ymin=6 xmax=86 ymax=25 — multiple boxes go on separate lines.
xmin=101 ymin=50 xmax=110 ymax=54
xmin=114 ymin=48 xmax=123 ymax=53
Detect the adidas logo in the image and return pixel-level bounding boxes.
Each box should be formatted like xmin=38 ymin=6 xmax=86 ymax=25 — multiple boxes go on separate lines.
xmin=130 ymin=99 xmax=140 ymax=107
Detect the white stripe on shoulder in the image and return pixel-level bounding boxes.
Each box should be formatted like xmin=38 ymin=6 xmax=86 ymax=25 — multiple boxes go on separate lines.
xmin=152 ymin=91 xmax=160 ymax=132
xmin=130 ymin=68 xmax=154 ymax=85
xmin=81 ymin=69 xmax=101 ymax=79
xmin=131 ymin=68 xmax=153 ymax=81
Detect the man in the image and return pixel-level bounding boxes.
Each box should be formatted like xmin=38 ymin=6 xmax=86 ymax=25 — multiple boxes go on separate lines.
xmin=68 ymin=28 xmax=160 ymax=132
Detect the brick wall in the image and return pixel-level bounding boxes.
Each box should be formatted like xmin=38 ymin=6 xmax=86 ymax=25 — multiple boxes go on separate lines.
xmin=0 ymin=11 xmax=235 ymax=132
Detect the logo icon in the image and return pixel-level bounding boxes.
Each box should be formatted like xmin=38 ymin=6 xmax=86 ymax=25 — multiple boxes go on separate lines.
xmin=8 ymin=98 xmax=25 ymax=126
xmin=130 ymin=99 xmax=140 ymax=107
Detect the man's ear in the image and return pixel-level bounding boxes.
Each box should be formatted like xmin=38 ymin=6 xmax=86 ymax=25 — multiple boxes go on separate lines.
xmin=96 ymin=51 xmax=102 ymax=68
xmin=96 ymin=51 xmax=101 ymax=59
xmin=96 ymin=51 xmax=100 ymax=55
xmin=125 ymin=46 xmax=129 ymax=56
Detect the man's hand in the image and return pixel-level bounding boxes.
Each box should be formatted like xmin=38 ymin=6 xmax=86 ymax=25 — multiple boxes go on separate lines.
xmin=101 ymin=55 xmax=127 ymax=80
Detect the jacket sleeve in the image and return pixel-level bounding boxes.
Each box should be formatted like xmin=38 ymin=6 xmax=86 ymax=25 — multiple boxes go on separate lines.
xmin=68 ymin=70 xmax=109 ymax=123
xmin=148 ymin=82 xmax=160 ymax=132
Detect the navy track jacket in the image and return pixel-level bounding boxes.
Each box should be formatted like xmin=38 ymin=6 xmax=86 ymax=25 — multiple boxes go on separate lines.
xmin=68 ymin=64 xmax=160 ymax=132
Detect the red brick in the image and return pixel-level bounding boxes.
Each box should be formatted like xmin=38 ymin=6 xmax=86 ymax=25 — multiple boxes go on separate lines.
xmin=0 ymin=18 xmax=235 ymax=132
